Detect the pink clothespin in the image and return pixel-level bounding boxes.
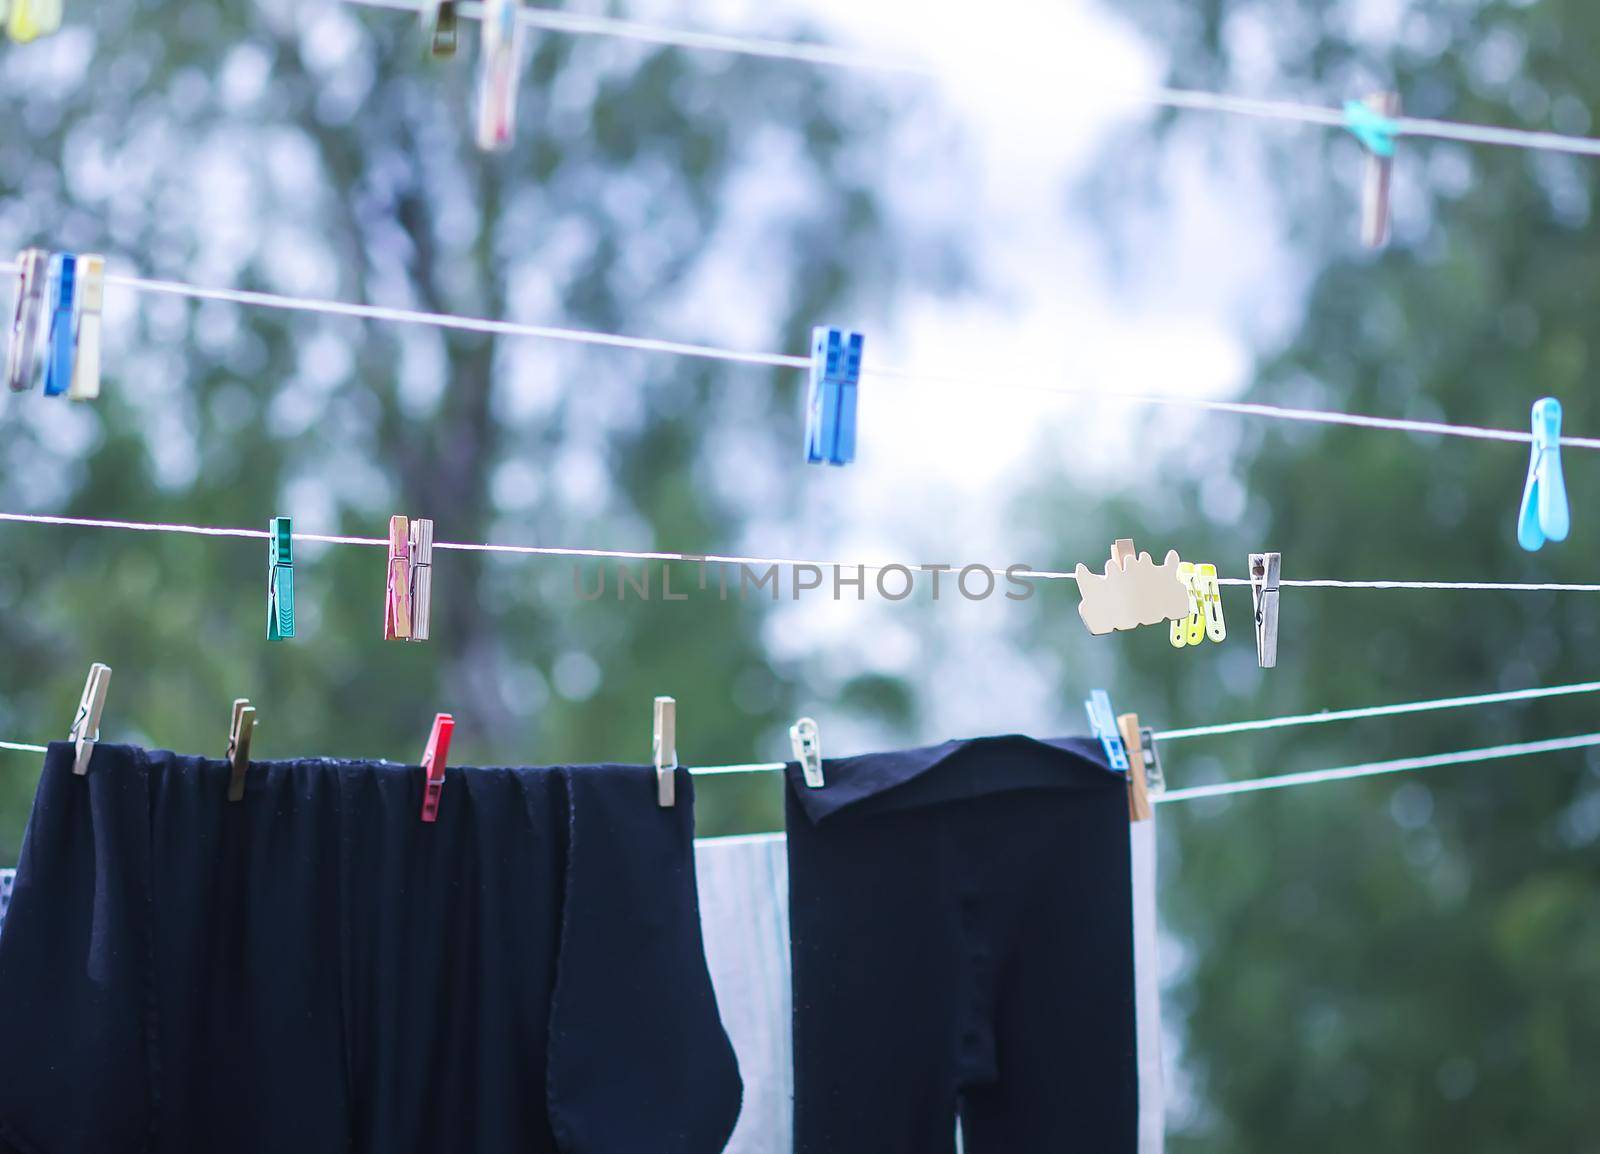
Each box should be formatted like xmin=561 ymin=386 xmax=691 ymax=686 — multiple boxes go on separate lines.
xmin=385 ymin=515 xmax=412 ymax=641
xmin=420 ymin=713 xmax=455 ymax=823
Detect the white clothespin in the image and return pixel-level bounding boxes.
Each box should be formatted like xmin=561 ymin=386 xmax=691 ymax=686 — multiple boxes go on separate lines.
xmin=226 ymin=699 xmax=257 ymax=802
xmin=68 ymin=254 xmax=105 ymax=401
xmin=69 ymin=663 xmax=111 ymax=776
xmin=653 ymin=696 xmax=677 ymax=807
xmin=476 ymin=0 xmax=525 ymax=152
xmin=408 ymin=518 xmax=434 ymax=641
xmin=6 ymin=249 xmax=49 ymax=393
xmin=1250 ymin=553 xmax=1281 ymax=668
xmin=790 ymin=717 xmax=824 ymax=789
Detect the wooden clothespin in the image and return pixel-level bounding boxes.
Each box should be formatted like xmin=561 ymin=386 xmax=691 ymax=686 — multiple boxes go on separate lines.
xmin=805 ymin=327 xmax=865 ymax=466
xmin=268 ymin=517 xmax=295 ymax=641
xmin=1518 ymin=398 xmax=1569 ymax=552
xmin=41 ymin=253 xmax=77 ymax=396
xmin=226 ymin=699 xmax=256 ymax=802
xmin=408 ymin=518 xmax=434 ymax=642
xmin=1346 ymin=91 xmax=1400 ymax=249
xmin=1075 ymin=539 xmax=1191 ymax=636
xmin=385 ymin=515 xmax=412 ymax=640
xmin=1117 ymin=713 xmax=1165 ymax=822
xmin=653 ymin=696 xmax=677 ymax=807
xmin=1249 ymin=552 xmax=1281 ymax=668
xmin=790 ymin=717 xmax=824 ymax=789
xmin=476 ymin=0 xmax=525 ymax=152
xmin=422 ymin=0 xmax=458 ymax=57
xmin=69 ymin=663 xmax=111 ymax=776
xmin=1083 ymin=689 xmax=1130 ymax=773
xmin=6 ymin=249 xmax=49 ymax=393
xmin=419 ymin=713 xmax=455 ymax=823
xmin=68 ymin=254 xmax=105 ymax=401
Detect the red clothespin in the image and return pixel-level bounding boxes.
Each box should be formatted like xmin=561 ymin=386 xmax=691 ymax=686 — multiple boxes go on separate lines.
xmin=420 ymin=713 xmax=455 ymax=823
xmin=385 ymin=515 xmax=412 ymax=640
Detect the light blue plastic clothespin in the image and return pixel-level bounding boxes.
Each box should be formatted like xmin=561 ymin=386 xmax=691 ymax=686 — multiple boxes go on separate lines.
xmin=1084 ymin=689 xmax=1130 ymax=773
xmin=1343 ymin=98 xmax=1398 ymax=158
xmin=1518 ymin=397 xmax=1569 ymax=552
xmin=805 ymin=326 xmax=864 ymax=466
xmin=41 ymin=252 xmax=77 ymax=397
xmin=267 ymin=517 xmax=295 ymax=640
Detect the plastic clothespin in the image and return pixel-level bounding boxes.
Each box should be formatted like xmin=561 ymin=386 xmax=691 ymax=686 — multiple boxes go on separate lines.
xmin=68 ymin=254 xmax=105 ymax=401
xmin=1250 ymin=552 xmax=1281 ymax=668
xmin=226 ymin=699 xmax=257 ymax=802
xmin=6 ymin=249 xmax=49 ymax=393
xmin=790 ymin=717 xmax=824 ymax=789
xmin=653 ymin=696 xmax=678 ymax=808
xmin=805 ymin=326 xmax=865 ymax=466
xmin=1518 ymin=397 xmax=1570 ymax=552
xmin=1345 ymin=92 xmax=1400 ymax=249
xmin=69 ymin=663 xmax=111 ymax=776
xmin=1197 ymin=564 xmax=1225 ymax=643
xmin=268 ymin=517 xmax=295 ymax=640
xmin=6 ymin=0 xmax=62 ymax=43
xmin=1170 ymin=562 xmax=1203 ymax=648
xmin=423 ymin=0 xmax=458 ymax=57
xmin=408 ymin=518 xmax=434 ymax=642
xmin=41 ymin=253 xmax=77 ymax=396
xmin=385 ymin=515 xmax=413 ymax=640
xmin=1076 ymin=539 xmax=1192 ymax=636
xmin=476 ymin=0 xmax=525 ymax=152
xmin=420 ymin=713 xmax=455 ymax=823
xmin=1083 ymin=689 xmax=1130 ymax=773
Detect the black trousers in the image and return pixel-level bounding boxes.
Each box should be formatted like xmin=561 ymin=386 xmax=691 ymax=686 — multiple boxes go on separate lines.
xmin=0 ymin=743 xmax=740 ymax=1154
xmin=786 ymin=736 xmax=1138 ymax=1154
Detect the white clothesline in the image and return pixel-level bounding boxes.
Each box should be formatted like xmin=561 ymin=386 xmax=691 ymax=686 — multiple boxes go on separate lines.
xmin=4 ymin=262 xmax=1598 ymax=449
xmin=343 ymin=0 xmax=1600 ymax=160
xmin=1 ymin=511 xmax=1597 ymax=592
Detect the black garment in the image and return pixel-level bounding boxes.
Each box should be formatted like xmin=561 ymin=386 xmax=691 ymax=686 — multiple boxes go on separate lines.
xmin=785 ymin=736 xmax=1137 ymax=1154
xmin=0 ymin=743 xmax=741 ymax=1154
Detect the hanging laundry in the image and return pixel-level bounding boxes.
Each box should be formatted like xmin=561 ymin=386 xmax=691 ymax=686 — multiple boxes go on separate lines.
xmin=783 ymin=735 xmax=1139 ymax=1154
xmin=0 ymin=743 xmax=741 ymax=1154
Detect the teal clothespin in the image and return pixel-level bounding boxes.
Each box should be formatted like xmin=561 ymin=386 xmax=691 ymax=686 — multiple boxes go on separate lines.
xmin=41 ymin=253 xmax=77 ymax=397
xmin=1518 ymin=398 xmax=1569 ymax=552
xmin=1345 ymin=92 xmax=1401 ymax=249
xmin=1084 ymin=689 xmax=1130 ymax=773
xmin=268 ymin=517 xmax=295 ymax=639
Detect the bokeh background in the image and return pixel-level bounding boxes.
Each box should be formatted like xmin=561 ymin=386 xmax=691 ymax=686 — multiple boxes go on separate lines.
xmin=3 ymin=0 xmax=1599 ymax=1149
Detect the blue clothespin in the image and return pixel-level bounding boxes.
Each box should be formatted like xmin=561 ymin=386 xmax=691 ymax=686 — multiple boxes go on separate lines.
xmin=1084 ymin=689 xmax=1130 ymax=773
xmin=1343 ymin=98 xmax=1398 ymax=158
xmin=1518 ymin=398 xmax=1569 ymax=552
xmin=268 ymin=517 xmax=296 ymax=640
xmin=1345 ymin=93 xmax=1401 ymax=249
xmin=805 ymin=326 xmax=864 ymax=466
xmin=41 ymin=253 xmax=77 ymax=397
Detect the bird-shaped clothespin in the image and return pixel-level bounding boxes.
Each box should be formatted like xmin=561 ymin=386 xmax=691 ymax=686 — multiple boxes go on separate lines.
xmin=1518 ymin=398 xmax=1569 ymax=552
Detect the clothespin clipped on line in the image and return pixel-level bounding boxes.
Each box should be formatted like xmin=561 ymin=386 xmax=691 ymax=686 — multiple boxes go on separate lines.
xmin=419 ymin=713 xmax=455 ymax=823
xmin=805 ymin=326 xmax=864 ymax=466
xmin=5 ymin=0 xmax=62 ymax=43
xmin=1170 ymin=563 xmax=1225 ymax=649
xmin=385 ymin=515 xmax=413 ymax=640
xmin=41 ymin=253 xmax=77 ymax=396
xmin=5 ymin=249 xmax=49 ymax=393
xmin=423 ymin=0 xmax=458 ymax=57
xmin=268 ymin=517 xmax=295 ymax=640
xmin=476 ymin=0 xmax=525 ymax=152
xmin=1518 ymin=397 xmax=1569 ymax=552
xmin=1344 ymin=92 xmax=1400 ymax=249
xmin=1075 ymin=539 xmax=1191 ymax=636
xmin=790 ymin=717 xmax=824 ymax=789
xmin=654 ymin=696 xmax=678 ymax=808
xmin=1250 ymin=552 xmax=1280 ymax=668
xmin=1116 ymin=713 xmax=1165 ymax=822
xmin=68 ymin=255 xmax=105 ymax=400
xmin=226 ymin=699 xmax=257 ymax=802
xmin=69 ymin=663 xmax=111 ymax=776
xmin=408 ymin=519 xmax=434 ymax=642
xmin=1083 ymin=689 xmax=1130 ymax=774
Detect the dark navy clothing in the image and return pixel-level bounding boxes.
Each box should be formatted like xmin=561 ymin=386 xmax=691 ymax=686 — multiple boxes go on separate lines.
xmin=0 ymin=743 xmax=741 ymax=1154
xmin=785 ymin=735 xmax=1138 ymax=1154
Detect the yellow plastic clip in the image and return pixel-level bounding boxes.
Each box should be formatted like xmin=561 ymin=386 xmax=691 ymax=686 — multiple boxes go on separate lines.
xmin=1197 ymin=563 xmax=1225 ymax=643
xmin=1170 ymin=563 xmax=1203 ymax=648
xmin=7 ymin=0 xmax=63 ymax=44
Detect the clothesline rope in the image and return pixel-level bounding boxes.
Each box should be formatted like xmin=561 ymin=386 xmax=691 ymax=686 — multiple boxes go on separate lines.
xmin=5 ymin=262 xmax=1599 ymax=449
xmin=342 ymin=0 xmax=1600 ymax=160
xmin=2 ymin=510 xmax=1598 ymax=592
